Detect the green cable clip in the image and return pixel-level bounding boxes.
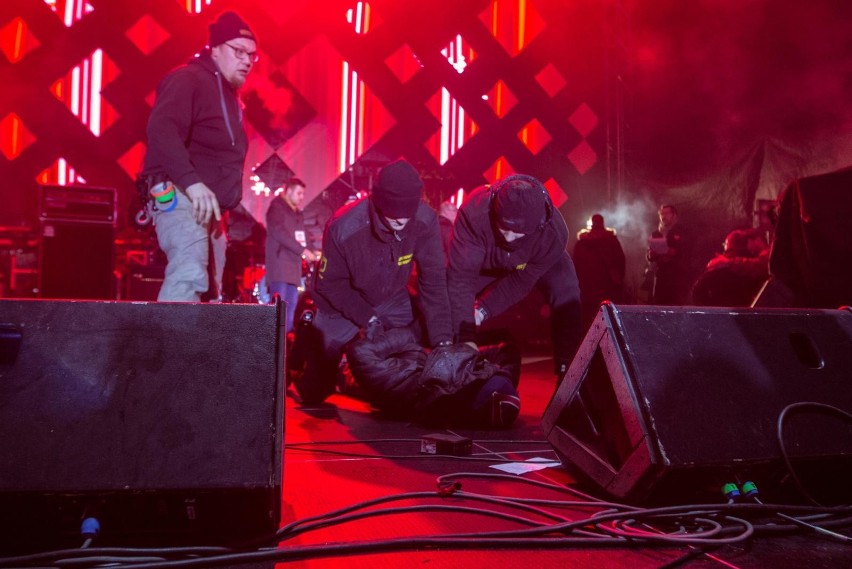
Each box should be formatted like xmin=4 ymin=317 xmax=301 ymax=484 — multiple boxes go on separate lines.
xmin=722 ymin=482 xmax=740 ymax=500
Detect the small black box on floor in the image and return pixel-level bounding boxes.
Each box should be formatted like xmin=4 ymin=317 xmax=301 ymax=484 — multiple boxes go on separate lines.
xmin=542 ymin=303 xmax=852 ymax=505
xmin=420 ymin=434 xmax=472 ymax=456
xmin=0 ymin=299 xmax=286 ymax=553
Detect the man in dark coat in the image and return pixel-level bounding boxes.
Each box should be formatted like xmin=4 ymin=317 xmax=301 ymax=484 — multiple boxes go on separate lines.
xmin=141 ymin=12 xmax=257 ymax=301
xmin=292 ymin=159 xmax=453 ymax=404
xmin=447 ymin=174 xmax=582 ymax=381
xmin=648 ymin=204 xmax=692 ymax=305
xmin=573 ymin=213 xmax=626 ymax=328
xmin=265 ymin=178 xmax=318 ymax=333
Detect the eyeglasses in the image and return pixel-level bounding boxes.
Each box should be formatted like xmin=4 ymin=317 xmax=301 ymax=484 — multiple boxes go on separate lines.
xmin=224 ymin=42 xmax=259 ymax=63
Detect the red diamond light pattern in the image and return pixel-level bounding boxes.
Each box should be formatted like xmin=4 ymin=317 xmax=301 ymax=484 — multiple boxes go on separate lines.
xmin=117 ymin=141 xmax=146 ymax=179
xmin=0 ymin=17 xmax=40 ymax=63
xmin=50 ymin=49 xmax=122 ymax=136
xmin=483 ymin=156 xmax=513 ymax=184
xmin=1 ymin=113 xmax=36 ymax=160
xmin=535 ymin=63 xmax=566 ymax=98
xmin=479 ymin=0 xmax=544 ymax=56
xmin=567 ymin=102 xmax=598 ymax=174
xmin=45 ymin=0 xmax=94 ymax=27
xmin=423 ymin=90 xmax=478 ymax=165
xmin=442 ymin=35 xmax=475 ymax=74
xmin=519 ymin=118 xmax=551 ymax=154
xmin=125 ymin=14 xmax=170 ymax=56
xmin=385 ymin=43 xmax=422 ymax=85
xmin=39 ymin=157 xmax=86 ymax=184
xmin=569 ymin=103 xmax=598 ymax=137
xmin=544 ymin=177 xmax=567 ymax=208
xmin=567 ymin=139 xmax=596 ymax=175
xmin=483 ymin=80 xmax=517 ymax=118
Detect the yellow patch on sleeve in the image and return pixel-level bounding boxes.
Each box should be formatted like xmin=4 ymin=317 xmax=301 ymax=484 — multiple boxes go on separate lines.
xmin=398 ymin=253 xmax=414 ymax=266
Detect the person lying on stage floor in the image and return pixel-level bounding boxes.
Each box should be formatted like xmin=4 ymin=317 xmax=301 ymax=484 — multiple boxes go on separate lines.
xmin=345 ymin=325 xmax=522 ymax=429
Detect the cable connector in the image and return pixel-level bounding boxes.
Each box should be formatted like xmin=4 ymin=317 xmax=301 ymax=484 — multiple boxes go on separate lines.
xmin=81 ymin=517 xmax=100 ymax=538
xmin=741 ymin=480 xmax=759 ymax=499
xmin=722 ymin=482 xmax=741 ymax=502
xmin=80 ymin=517 xmax=100 ymax=548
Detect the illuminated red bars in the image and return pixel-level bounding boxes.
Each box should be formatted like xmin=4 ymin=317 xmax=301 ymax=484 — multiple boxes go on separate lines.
xmin=181 ymin=0 xmax=213 ymax=14
xmin=439 ymin=35 xmax=477 ymax=164
xmin=339 ymin=2 xmax=371 ymax=173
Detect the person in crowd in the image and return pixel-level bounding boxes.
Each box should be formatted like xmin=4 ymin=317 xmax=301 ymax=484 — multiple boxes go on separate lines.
xmin=446 ymin=174 xmax=582 ymax=382
xmin=647 ymin=204 xmax=692 ymax=305
xmin=691 ymin=228 xmax=770 ymax=306
xmin=140 ymin=12 xmax=258 ymax=302
xmin=291 ymin=159 xmax=453 ymax=404
xmin=265 ymin=178 xmax=318 ymax=333
xmin=572 ymin=213 xmax=626 ymax=328
xmin=346 ymin=326 xmax=521 ymax=428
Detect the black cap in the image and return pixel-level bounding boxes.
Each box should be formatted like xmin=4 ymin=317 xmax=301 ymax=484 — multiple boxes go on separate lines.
xmin=209 ymin=11 xmax=256 ymax=47
xmin=371 ymin=160 xmax=424 ymax=218
xmin=491 ymin=174 xmax=550 ymax=233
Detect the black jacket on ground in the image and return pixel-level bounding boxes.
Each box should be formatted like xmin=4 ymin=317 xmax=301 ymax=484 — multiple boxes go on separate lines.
xmin=265 ymin=197 xmax=306 ymax=285
xmin=313 ymin=197 xmax=453 ymax=346
xmin=346 ymin=327 xmax=516 ymax=419
xmin=142 ymin=50 xmax=247 ymax=210
xmin=447 ymin=184 xmax=570 ymax=340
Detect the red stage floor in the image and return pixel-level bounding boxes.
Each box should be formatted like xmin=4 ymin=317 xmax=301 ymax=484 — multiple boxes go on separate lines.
xmin=276 ymin=356 xmax=851 ymax=568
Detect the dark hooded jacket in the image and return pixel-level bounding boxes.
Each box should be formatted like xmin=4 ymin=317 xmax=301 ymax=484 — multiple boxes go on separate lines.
xmin=313 ymin=197 xmax=453 ymax=346
xmin=142 ymin=50 xmax=247 ymax=210
xmin=447 ymin=184 xmax=570 ymax=340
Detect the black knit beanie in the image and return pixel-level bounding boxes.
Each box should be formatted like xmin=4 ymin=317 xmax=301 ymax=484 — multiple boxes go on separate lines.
xmin=372 ymin=159 xmax=423 ymax=218
xmin=209 ymin=12 xmax=256 ymax=47
xmin=491 ymin=174 xmax=550 ymax=234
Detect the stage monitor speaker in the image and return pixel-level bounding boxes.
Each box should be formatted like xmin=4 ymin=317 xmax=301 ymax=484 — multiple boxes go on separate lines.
xmin=0 ymin=299 xmax=285 ymax=554
xmin=39 ymin=220 xmax=115 ymax=299
xmin=542 ymin=303 xmax=852 ymax=505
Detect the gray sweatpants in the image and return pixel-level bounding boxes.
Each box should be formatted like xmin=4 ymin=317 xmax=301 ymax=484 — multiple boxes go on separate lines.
xmin=152 ymin=192 xmax=226 ymax=302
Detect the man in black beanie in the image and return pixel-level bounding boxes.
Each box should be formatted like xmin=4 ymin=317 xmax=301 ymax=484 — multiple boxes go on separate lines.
xmin=291 ymin=159 xmax=454 ymax=405
xmin=140 ymin=11 xmax=257 ymax=301
xmin=447 ymin=174 xmax=583 ymax=383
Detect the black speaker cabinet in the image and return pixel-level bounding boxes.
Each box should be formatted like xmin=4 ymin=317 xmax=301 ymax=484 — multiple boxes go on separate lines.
xmin=39 ymin=220 xmax=115 ymax=299
xmin=125 ymin=258 xmax=166 ymax=301
xmin=0 ymin=300 xmax=285 ymax=553
xmin=542 ymin=303 xmax=852 ymax=505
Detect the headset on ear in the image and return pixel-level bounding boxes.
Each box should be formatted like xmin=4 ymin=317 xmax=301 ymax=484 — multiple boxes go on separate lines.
xmin=488 ymin=174 xmax=553 ymax=229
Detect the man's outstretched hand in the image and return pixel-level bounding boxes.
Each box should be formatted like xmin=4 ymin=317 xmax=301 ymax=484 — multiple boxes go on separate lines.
xmin=185 ymin=182 xmax=222 ymax=225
